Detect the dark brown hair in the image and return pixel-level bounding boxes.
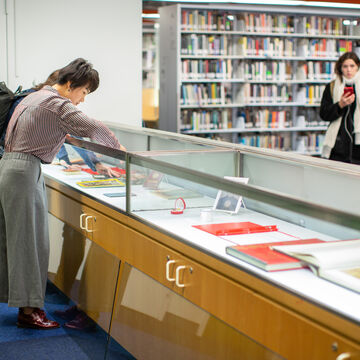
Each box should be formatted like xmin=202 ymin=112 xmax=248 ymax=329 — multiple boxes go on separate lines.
xmin=56 ymin=58 xmax=99 ymax=93
xmin=32 ymin=70 xmax=59 ymax=91
xmin=335 ymin=52 xmax=360 ymax=76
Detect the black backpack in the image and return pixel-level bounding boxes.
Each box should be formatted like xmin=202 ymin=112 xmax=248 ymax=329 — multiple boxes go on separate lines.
xmin=0 ymin=82 xmax=28 ymax=137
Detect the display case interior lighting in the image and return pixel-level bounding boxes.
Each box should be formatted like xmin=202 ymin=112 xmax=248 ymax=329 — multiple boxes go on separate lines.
xmin=146 ymin=0 xmax=360 ymax=10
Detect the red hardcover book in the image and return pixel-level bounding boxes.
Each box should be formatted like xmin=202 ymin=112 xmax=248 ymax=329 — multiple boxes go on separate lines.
xmin=226 ymin=238 xmax=325 ymax=271
xmin=192 ymin=221 xmax=277 ymax=236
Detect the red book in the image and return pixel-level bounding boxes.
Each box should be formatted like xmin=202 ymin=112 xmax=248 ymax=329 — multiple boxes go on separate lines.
xmin=226 ymin=238 xmax=325 ymax=271
xmin=255 ymin=39 xmax=259 ymax=55
xmin=193 ymin=221 xmax=277 ymax=236
xmin=81 ymin=167 xmax=126 ymax=175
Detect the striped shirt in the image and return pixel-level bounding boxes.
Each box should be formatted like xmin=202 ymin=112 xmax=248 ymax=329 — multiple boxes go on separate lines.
xmin=5 ymin=86 xmax=121 ymax=163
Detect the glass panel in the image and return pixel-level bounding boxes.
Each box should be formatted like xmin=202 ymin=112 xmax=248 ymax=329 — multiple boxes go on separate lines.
xmin=48 ymin=214 xmax=124 ymax=359
xmin=45 ymin=143 xmax=127 ymax=211
xmin=241 ymin=152 xmax=360 ymax=213
xmin=128 ymin=153 xmax=360 ymax=239
xmin=148 ymin=136 xmax=216 ymax=151
xmin=108 ymin=264 xmax=282 ymax=360
xmin=143 ymin=150 xmax=239 ymax=177
xmin=128 ymin=165 xmax=215 ymax=212
xmin=106 ymin=124 xmax=221 ymax=151
xmin=127 ymin=154 xmax=360 ymax=324
xmin=106 ymin=126 xmax=149 ymax=151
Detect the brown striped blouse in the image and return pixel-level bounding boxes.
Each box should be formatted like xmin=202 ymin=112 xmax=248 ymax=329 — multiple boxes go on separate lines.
xmin=5 ymin=86 xmax=121 ymax=163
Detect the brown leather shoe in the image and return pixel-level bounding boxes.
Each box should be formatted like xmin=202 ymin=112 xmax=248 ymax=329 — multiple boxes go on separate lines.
xmin=17 ymin=308 xmax=60 ymax=330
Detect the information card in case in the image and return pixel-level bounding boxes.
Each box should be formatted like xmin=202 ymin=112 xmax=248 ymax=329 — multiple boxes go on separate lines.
xmin=193 ymin=221 xmax=277 ymax=236
xmin=226 ymin=238 xmax=325 ymax=272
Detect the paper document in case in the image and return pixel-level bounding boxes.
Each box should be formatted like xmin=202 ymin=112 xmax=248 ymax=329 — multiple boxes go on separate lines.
xmin=272 ymin=239 xmax=360 ymax=294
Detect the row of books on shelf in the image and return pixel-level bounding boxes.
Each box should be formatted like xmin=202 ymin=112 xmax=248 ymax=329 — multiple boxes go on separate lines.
xmin=181 ymin=109 xmax=325 ymax=131
xmin=239 ymin=133 xmax=292 ymax=151
xmin=142 ymin=33 xmax=156 ymax=48
xmin=238 ymin=84 xmax=291 ymax=104
xmin=182 ymin=109 xmax=291 ymax=130
xmin=296 ymin=85 xmax=326 ymax=105
xmin=181 ymin=34 xmax=353 ymax=57
xmin=181 ymin=83 xmax=231 ymax=106
xmin=295 ymin=133 xmax=324 ymax=153
xmin=180 ymin=83 xmax=325 ymax=106
xmin=181 ymin=108 xmax=230 ymax=130
xmin=296 ymin=61 xmax=335 ymax=81
xmin=181 ymin=10 xmax=359 ymax=37
xmin=142 ymin=70 xmax=157 ymax=89
xmin=237 ymin=133 xmax=324 ymax=152
xmin=181 ymin=59 xmax=335 ymax=82
xmin=142 ymin=50 xmax=156 ymax=69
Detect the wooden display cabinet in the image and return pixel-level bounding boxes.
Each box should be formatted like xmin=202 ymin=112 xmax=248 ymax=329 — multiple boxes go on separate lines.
xmin=46 ymin=176 xmax=360 ymax=360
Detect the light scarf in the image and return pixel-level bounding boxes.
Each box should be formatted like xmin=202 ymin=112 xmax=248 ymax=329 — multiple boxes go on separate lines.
xmin=322 ymin=69 xmax=360 ymax=159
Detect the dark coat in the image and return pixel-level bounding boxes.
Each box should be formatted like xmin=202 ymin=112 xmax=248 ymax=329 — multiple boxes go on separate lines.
xmin=320 ymin=83 xmax=360 ymax=164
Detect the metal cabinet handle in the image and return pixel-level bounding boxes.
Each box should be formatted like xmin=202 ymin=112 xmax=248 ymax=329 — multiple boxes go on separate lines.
xmin=336 ymin=353 xmax=352 ymax=360
xmin=165 ymin=259 xmax=176 ymax=282
xmin=80 ymin=213 xmax=87 ymax=230
xmin=175 ymin=265 xmax=186 ymax=288
xmin=85 ymin=215 xmax=95 ymax=233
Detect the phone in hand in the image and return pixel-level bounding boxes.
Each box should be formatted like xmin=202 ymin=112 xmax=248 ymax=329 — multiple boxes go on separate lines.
xmin=343 ymin=86 xmax=354 ymax=96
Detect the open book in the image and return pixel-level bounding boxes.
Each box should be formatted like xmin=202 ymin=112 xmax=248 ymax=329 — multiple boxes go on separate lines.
xmin=273 ymin=239 xmax=360 ymax=293
xmin=225 ymin=238 xmax=324 ymax=271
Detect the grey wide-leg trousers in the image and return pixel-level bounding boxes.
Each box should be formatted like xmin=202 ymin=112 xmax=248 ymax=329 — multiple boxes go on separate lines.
xmin=0 ymin=152 xmax=49 ymax=308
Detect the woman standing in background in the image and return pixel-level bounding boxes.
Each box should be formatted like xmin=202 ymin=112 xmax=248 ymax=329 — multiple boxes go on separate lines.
xmin=0 ymin=58 xmax=125 ymax=329
xmin=320 ymin=51 xmax=360 ymax=164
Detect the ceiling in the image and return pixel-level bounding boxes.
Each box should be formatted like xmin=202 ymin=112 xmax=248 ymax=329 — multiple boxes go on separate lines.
xmin=143 ymin=1 xmax=211 ymax=11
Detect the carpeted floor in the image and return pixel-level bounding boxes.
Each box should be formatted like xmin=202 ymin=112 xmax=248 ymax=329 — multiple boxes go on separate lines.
xmin=0 ymin=282 xmax=135 ymax=360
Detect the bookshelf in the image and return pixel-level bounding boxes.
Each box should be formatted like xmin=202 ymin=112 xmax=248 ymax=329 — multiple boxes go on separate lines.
xmin=159 ymin=3 xmax=360 ymax=154
xmin=142 ymin=24 xmax=159 ymax=89
xmin=142 ymin=23 xmax=160 ymax=127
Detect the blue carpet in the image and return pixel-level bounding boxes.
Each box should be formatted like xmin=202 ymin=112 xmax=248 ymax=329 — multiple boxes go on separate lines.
xmin=0 ymin=282 xmax=135 ymax=360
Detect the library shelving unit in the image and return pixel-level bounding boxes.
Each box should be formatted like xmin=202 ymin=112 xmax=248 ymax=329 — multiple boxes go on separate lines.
xmin=142 ymin=23 xmax=160 ymax=127
xmin=142 ymin=23 xmax=159 ymax=89
xmin=159 ymin=3 xmax=360 ymax=154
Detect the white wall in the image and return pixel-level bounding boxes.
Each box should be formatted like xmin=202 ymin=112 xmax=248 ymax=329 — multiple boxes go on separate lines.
xmin=0 ymin=1 xmax=8 ymax=80
xmin=5 ymin=0 xmax=142 ymax=126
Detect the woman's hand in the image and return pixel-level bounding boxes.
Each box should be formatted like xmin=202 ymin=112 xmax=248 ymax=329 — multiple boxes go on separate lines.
xmin=59 ymin=160 xmax=82 ymax=170
xmin=95 ymin=162 xmax=121 ymax=177
xmin=339 ymin=92 xmax=355 ymax=108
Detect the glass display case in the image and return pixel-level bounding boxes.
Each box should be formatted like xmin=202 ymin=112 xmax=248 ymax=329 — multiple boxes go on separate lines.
xmin=43 ymin=126 xmax=360 ymax=360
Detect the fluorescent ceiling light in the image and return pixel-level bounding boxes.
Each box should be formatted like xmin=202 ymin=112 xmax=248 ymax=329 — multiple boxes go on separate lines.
xmin=142 ymin=13 xmax=160 ymax=19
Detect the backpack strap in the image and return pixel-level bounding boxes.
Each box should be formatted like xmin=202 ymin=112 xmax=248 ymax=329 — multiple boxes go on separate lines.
xmin=14 ymin=86 xmax=23 ymax=95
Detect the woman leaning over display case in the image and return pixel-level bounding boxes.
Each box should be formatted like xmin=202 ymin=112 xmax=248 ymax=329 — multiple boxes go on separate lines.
xmin=0 ymin=58 xmax=125 ymax=330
